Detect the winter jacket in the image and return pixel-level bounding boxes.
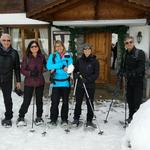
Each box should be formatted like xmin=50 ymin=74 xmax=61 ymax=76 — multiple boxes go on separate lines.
xmin=0 ymin=43 xmax=21 ymax=83
xmin=46 ymin=51 xmax=73 ymax=87
xmin=21 ymin=53 xmax=46 ymax=87
xmin=74 ymin=54 xmax=99 ymax=88
xmin=124 ymin=47 xmax=145 ymax=84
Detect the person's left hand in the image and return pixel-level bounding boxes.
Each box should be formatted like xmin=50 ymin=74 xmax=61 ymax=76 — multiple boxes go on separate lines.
xmin=16 ymin=82 xmax=21 ymax=89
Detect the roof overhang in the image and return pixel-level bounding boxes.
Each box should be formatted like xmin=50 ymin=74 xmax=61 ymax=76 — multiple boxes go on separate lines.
xmin=53 ymin=19 xmax=147 ymax=27
xmin=0 ymin=13 xmax=48 ymax=25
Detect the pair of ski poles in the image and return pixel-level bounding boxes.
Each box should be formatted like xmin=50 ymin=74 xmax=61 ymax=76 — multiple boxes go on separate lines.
xmin=72 ymin=73 xmax=104 ymax=135
xmin=104 ymin=75 xmax=128 ymax=128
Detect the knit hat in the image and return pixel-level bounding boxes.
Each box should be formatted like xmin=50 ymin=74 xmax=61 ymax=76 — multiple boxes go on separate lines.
xmin=82 ymin=43 xmax=92 ymax=50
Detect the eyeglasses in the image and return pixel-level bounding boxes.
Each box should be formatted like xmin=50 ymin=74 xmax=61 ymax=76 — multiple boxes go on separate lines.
xmin=2 ymin=39 xmax=10 ymax=42
xmin=30 ymin=45 xmax=38 ymax=48
xmin=125 ymin=41 xmax=133 ymax=45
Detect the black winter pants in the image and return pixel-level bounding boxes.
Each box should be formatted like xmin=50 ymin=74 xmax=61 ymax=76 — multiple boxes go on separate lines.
xmin=0 ymin=81 xmax=13 ymax=120
xmin=74 ymin=86 xmax=95 ymax=122
xmin=126 ymin=79 xmax=143 ymax=119
xmin=50 ymin=87 xmax=70 ymax=122
xmin=19 ymin=85 xmax=44 ymax=118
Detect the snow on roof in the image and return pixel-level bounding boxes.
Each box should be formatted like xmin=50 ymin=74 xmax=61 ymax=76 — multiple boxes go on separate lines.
xmin=0 ymin=13 xmax=48 ymax=25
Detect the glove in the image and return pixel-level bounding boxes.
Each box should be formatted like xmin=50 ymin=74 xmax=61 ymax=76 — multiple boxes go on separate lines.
xmin=81 ymin=77 xmax=87 ymax=83
xmin=126 ymin=71 xmax=136 ymax=77
xmin=117 ymin=69 xmax=125 ymax=78
xmin=14 ymin=87 xmax=24 ymax=97
xmin=30 ymin=69 xmax=39 ymax=77
xmin=74 ymin=72 xmax=80 ymax=79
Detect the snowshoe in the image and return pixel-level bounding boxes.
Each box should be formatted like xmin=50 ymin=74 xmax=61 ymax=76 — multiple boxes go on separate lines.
xmin=16 ymin=117 xmax=27 ymax=127
xmin=61 ymin=121 xmax=70 ymax=133
xmin=84 ymin=121 xmax=97 ymax=131
xmin=86 ymin=121 xmax=97 ymax=128
xmin=72 ymin=119 xmax=79 ymax=127
xmin=35 ymin=117 xmax=44 ymax=126
xmin=119 ymin=120 xmax=128 ymax=128
xmin=72 ymin=119 xmax=83 ymax=128
xmin=61 ymin=121 xmax=68 ymax=127
xmin=47 ymin=120 xmax=57 ymax=128
xmin=1 ymin=118 xmax=12 ymax=128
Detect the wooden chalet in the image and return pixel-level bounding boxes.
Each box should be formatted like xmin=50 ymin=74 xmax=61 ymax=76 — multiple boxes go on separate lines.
xmin=0 ymin=0 xmax=149 ymax=85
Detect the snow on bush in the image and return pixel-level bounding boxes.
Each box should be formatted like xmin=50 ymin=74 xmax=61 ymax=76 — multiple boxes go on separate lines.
xmin=121 ymin=99 xmax=150 ymax=150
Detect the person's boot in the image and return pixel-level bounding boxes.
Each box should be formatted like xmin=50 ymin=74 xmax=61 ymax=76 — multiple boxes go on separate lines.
xmin=16 ymin=117 xmax=27 ymax=127
xmin=72 ymin=119 xmax=79 ymax=127
xmin=35 ymin=117 xmax=44 ymax=126
xmin=61 ymin=120 xmax=68 ymax=127
xmin=126 ymin=117 xmax=132 ymax=124
xmin=85 ymin=121 xmax=97 ymax=129
xmin=1 ymin=118 xmax=12 ymax=128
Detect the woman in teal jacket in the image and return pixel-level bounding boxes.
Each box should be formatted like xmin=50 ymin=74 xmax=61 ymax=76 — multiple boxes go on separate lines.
xmin=47 ymin=40 xmax=74 ymax=126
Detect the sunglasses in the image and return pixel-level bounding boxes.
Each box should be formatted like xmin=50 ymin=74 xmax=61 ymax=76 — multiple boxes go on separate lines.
xmin=125 ymin=41 xmax=133 ymax=45
xmin=2 ymin=39 xmax=10 ymax=42
xmin=30 ymin=45 xmax=38 ymax=48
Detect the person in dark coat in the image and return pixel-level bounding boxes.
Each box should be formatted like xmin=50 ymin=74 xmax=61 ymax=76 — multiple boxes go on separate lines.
xmin=123 ymin=36 xmax=145 ymax=123
xmin=72 ymin=43 xmax=99 ymax=128
xmin=111 ymin=42 xmax=117 ymax=70
xmin=17 ymin=40 xmax=46 ymax=126
xmin=0 ymin=33 xmax=21 ymax=127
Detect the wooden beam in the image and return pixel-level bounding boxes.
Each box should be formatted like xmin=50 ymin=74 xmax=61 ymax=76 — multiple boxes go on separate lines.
xmin=27 ymin=0 xmax=68 ymax=18
xmin=128 ymin=0 xmax=150 ymax=7
xmin=30 ymin=0 xmax=95 ymax=21
xmin=0 ymin=0 xmax=25 ymax=13
xmin=26 ymin=0 xmax=150 ymax=21
xmin=94 ymin=0 xmax=99 ymax=19
xmin=113 ymin=0 xmax=150 ymax=12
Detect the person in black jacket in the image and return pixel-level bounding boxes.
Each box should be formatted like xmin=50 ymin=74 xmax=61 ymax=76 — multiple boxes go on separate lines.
xmin=123 ymin=36 xmax=145 ymax=123
xmin=0 ymin=33 xmax=21 ymax=127
xmin=72 ymin=43 xmax=99 ymax=128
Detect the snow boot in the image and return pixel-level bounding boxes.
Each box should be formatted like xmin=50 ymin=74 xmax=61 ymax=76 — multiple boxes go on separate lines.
xmin=72 ymin=119 xmax=79 ymax=127
xmin=85 ymin=121 xmax=97 ymax=129
xmin=61 ymin=120 xmax=68 ymax=127
xmin=1 ymin=118 xmax=12 ymax=128
xmin=16 ymin=117 xmax=27 ymax=127
xmin=35 ymin=117 xmax=44 ymax=126
xmin=47 ymin=120 xmax=57 ymax=128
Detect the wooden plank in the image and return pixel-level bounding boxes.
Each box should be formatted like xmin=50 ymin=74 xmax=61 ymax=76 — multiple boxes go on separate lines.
xmin=0 ymin=0 xmax=25 ymax=13
xmin=26 ymin=0 xmax=149 ymax=21
xmin=128 ymin=0 xmax=150 ymax=7
xmin=85 ymin=32 xmax=112 ymax=84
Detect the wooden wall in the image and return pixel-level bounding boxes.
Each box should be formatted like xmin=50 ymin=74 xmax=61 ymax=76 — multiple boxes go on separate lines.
xmin=0 ymin=0 xmax=25 ymax=13
xmin=26 ymin=0 xmax=150 ymax=21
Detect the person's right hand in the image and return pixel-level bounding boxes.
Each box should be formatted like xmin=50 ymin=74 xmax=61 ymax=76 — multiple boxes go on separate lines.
xmin=63 ymin=66 xmax=68 ymax=72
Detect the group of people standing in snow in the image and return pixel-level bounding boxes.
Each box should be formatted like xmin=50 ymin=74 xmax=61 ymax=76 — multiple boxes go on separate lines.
xmin=0 ymin=33 xmax=145 ymax=129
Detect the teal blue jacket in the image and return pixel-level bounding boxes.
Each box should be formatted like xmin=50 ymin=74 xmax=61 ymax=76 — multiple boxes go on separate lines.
xmin=46 ymin=51 xmax=73 ymax=87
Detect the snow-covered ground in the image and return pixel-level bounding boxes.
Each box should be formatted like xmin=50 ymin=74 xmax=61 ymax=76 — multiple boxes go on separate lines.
xmin=0 ymin=89 xmax=135 ymax=150
xmin=122 ymin=99 xmax=150 ymax=150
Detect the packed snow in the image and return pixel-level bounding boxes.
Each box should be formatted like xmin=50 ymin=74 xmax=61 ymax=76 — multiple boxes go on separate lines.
xmin=0 ymin=89 xmax=149 ymax=150
xmin=122 ymin=99 xmax=150 ymax=150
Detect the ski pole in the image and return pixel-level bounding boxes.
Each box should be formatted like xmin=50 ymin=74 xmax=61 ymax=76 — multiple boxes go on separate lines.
xmin=123 ymin=77 xmax=128 ymax=128
xmin=42 ymin=86 xmax=52 ymax=136
xmin=30 ymin=87 xmax=36 ymax=132
xmin=69 ymin=78 xmax=78 ymax=116
xmin=104 ymin=76 xmax=121 ymax=123
xmin=80 ymin=75 xmax=103 ymax=135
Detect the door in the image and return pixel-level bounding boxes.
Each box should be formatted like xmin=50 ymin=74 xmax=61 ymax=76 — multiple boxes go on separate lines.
xmin=85 ymin=32 xmax=112 ymax=84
